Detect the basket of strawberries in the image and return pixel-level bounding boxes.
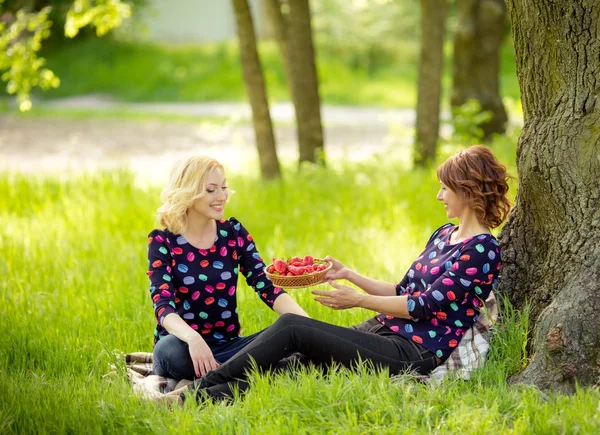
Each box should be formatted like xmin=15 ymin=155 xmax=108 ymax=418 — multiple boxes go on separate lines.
xmin=265 ymin=255 xmax=332 ymax=289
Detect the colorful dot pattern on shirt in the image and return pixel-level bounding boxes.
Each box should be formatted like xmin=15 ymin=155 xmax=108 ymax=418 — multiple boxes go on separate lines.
xmin=376 ymin=223 xmax=501 ymax=360
xmin=147 ymin=218 xmax=285 ymax=347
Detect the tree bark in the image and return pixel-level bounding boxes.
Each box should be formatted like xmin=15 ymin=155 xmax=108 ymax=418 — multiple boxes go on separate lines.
xmin=451 ymin=0 xmax=508 ymax=138
xmin=414 ymin=0 xmax=448 ymax=167
xmin=232 ymin=0 xmax=281 ymax=180
xmin=286 ymin=0 xmax=325 ymax=166
xmin=499 ymin=0 xmax=600 ymax=394
xmin=264 ymin=0 xmax=294 ymax=91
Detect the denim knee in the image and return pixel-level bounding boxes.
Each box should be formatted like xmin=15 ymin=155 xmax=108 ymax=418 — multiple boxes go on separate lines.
xmin=275 ymin=313 xmax=305 ymax=328
xmin=152 ymin=334 xmax=193 ymax=379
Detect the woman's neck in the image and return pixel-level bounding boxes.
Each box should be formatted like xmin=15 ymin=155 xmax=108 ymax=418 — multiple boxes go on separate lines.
xmin=185 ymin=210 xmax=215 ymax=237
xmin=453 ymin=212 xmax=490 ymax=243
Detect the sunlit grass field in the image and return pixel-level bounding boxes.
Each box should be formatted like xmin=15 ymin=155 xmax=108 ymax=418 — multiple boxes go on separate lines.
xmin=2 ymin=139 xmax=600 ymax=434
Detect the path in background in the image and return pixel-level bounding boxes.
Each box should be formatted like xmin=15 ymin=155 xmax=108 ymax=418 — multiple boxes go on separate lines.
xmin=1 ymin=95 xmax=457 ymax=184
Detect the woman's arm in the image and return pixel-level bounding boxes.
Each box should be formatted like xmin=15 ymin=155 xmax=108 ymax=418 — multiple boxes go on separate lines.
xmin=354 ymin=293 xmax=410 ymax=318
xmin=346 ymin=270 xmax=398 ymax=297
xmin=312 ymin=281 xmax=411 ymax=318
xmin=273 ymin=293 xmax=309 ymax=317
xmin=323 ymin=256 xmax=397 ymax=297
xmin=234 ymin=219 xmax=308 ymax=316
xmin=405 ymin=240 xmax=501 ymax=319
xmin=161 ymin=313 xmax=219 ymax=377
xmin=316 ymin=239 xmax=502 ymax=320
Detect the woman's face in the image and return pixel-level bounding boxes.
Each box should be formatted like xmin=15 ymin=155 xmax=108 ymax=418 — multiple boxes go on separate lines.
xmin=190 ymin=167 xmax=229 ymax=221
xmin=436 ymin=182 xmax=467 ymax=220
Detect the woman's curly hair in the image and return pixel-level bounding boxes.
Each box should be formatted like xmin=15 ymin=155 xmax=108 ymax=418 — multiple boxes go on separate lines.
xmin=437 ymin=145 xmax=512 ymax=229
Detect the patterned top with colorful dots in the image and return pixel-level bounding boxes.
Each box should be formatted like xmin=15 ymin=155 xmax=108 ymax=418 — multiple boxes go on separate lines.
xmin=376 ymin=223 xmax=501 ymax=361
xmin=147 ymin=217 xmax=286 ymax=347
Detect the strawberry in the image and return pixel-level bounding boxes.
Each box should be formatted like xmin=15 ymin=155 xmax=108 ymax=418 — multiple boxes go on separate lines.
xmin=267 ymin=265 xmax=275 ymax=274
xmin=273 ymin=259 xmax=287 ymax=274
xmin=290 ymin=256 xmax=302 ymax=263
xmin=288 ymin=265 xmax=303 ymax=276
xmin=303 ymin=255 xmax=314 ymax=265
xmin=305 ymin=265 xmax=315 ymax=274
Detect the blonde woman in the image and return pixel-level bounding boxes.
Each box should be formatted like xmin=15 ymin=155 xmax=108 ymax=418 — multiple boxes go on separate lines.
xmin=147 ymin=155 xmax=308 ymax=380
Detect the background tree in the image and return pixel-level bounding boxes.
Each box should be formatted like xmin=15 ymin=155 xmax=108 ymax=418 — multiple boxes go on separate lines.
xmin=0 ymin=0 xmax=132 ymax=110
xmin=232 ymin=0 xmax=281 ymax=180
xmin=264 ymin=0 xmax=293 ymax=103
xmin=499 ymin=0 xmax=600 ymax=394
xmin=413 ymin=0 xmax=447 ymax=167
xmin=286 ymin=0 xmax=324 ymax=166
xmin=451 ymin=0 xmax=508 ymax=139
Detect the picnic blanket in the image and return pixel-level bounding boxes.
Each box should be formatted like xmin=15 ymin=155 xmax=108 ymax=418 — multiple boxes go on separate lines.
xmin=125 ymin=291 xmax=498 ymax=398
xmin=125 ymin=352 xmax=192 ymax=399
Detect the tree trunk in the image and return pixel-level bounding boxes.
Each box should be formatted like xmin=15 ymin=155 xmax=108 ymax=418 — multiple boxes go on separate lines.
xmin=414 ymin=0 xmax=448 ymax=167
xmin=499 ymin=0 xmax=600 ymax=394
xmin=232 ymin=0 xmax=281 ymax=180
xmin=286 ymin=0 xmax=325 ymax=166
xmin=451 ymin=0 xmax=508 ymax=138
xmin=264 ymin=0 xmax=294 ymax=95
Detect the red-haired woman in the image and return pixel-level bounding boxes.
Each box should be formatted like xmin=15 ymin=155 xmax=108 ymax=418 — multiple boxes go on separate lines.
xmin=161 ymin=145 xmax=512 ymax=404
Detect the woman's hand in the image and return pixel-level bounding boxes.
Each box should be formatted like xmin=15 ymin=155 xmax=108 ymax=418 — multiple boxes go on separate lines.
xmin=322 ymin=256 xmax=351 ymax=281
xmin=186 ymin=334 xmax=219 ymax=378
xmin=312 ymin=280 xmax=363 ymax=310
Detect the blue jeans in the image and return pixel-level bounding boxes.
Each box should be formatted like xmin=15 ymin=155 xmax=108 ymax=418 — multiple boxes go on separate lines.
xmin=152 ymin=331 xmax=263 ymax=380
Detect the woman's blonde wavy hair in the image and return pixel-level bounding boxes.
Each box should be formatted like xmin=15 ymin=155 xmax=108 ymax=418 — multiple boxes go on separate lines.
xmin=437 ymin=145 xmax=512 ymax=229
xmin=156 ymin=155 xmax=224 ymax=234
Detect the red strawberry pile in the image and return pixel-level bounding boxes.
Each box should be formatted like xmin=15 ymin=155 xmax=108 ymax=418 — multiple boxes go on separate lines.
xmin=266 ymin=255 xmax=328 ymax=276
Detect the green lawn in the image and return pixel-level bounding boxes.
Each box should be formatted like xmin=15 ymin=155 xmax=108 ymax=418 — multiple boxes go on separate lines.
xmin=2 ymin=138 xmax=600 ymax=434
xmin=36 ymin=37 xmax=520 ymax=109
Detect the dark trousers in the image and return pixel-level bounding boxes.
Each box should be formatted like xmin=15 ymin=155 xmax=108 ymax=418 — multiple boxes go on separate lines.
xmin=152 ymin=331 xmax=263 ymax=380
xmin=190 ymin=314 xmax=438 ymax=401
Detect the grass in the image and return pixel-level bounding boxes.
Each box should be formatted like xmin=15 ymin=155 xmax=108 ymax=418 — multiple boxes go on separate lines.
xmin=34 ymin=37 xmax=520 ymax=109
xmin=2 ymin=136 xmax=600 ymax=434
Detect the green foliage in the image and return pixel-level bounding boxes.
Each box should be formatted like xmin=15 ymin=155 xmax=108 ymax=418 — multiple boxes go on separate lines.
xmin=2 ymin=141 xmax=599 ymax=433
xmin=0 ymin=3 xmax=58 ymax=111
xmin=450 ymin=99 xmax=493 ymax=145
xmin=41 ymin=0 xmax=148 ymax=35
xmin=0 ymin=0 xmax=132 ymax=111
xmin=64 ymin=0 xmax=131 ymax=38
xmin=312 ymin=0 xmax=420 ymax=75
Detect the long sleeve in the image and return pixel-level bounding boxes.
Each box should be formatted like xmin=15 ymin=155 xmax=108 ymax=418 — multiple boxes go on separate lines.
xmin=147 ymin=229 xmax=177 ymax=326
xmin=406 ymin=239 xmax=500 ymax=320
xmin=395 ymin=223 xmax=453 ymax=296
xmin=232 ymin=219 xmax=285 ymax=308
xmin=394 ymin=275 xmax=410 ymax=296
